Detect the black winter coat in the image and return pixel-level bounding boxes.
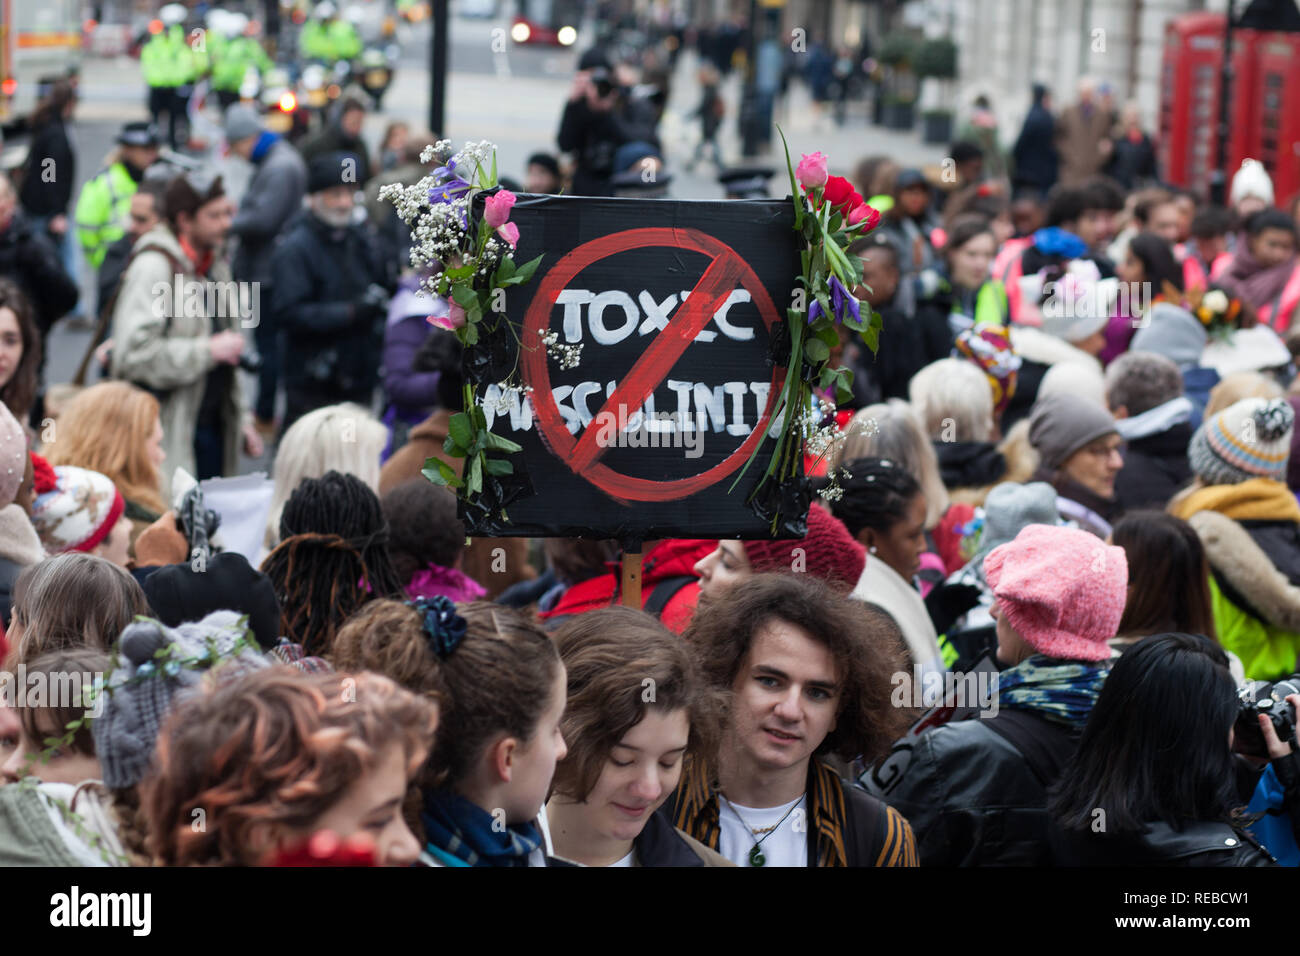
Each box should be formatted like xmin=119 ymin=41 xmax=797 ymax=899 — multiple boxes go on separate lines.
xmin=1105 ymin=132 xmax=1158 ymax=191
xmin=1114 ymin=423 xmax=1194 ymax=512
xmin=864 ymin=708 xmax=1078 ymax=866
xmin=19 ymin=118 xmax=75 ymax=217
xmin=1048 ymin=820 xmax=1275 ymax=866
xmin=0 ymin=213 xmax=78 ymax=334
xmin=268 ymin=212 xmax=392 ymax=397
xmin=855 ymin=298 xmax=952 ymax=402
xmin=1012 ymin=104 xmax=1058 ymax=191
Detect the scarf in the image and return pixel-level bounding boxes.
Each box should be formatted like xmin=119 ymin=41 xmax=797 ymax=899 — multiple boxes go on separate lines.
xmin=997 ymin=655 xmax=1109 ymax=729
xmin=1169 ymin=478 xmax=1300 ymax=524
xmin=405 ymin=562 xmax=486 ymax=603
xmin=177 ymin=234 xmax=214 ymax=278
xmin=670 ymin=757 xmax=854 ymax=867
xmin=1222 ymin=245 xmax=1298 ymax=311
xmin=1114 ymin=396 xmax=1193 ymax=441
xmin=421 ymin=790 xmax=541 ymax=867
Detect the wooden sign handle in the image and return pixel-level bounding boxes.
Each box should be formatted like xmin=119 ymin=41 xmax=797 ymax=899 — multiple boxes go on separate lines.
xmin=620 ymin=540 xmax=643 ymax=608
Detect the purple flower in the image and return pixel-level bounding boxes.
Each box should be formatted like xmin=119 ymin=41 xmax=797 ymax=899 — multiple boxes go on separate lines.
xmin=828 ymin=275 xmax=860 ymax=325
xmin=428 ymin=158 xmax=472 ymax=206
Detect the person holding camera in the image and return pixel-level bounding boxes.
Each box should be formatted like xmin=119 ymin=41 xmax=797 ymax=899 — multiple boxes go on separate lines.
xmin=109 ymin=172 xmax=261 ymax=492
xmin=1049 ymin=632 xmax=1289 ymax=865
xmin=557 ymin=49 xmax=659 ymax=197
xmin=270 ymin=152 xmax=394 ymax=436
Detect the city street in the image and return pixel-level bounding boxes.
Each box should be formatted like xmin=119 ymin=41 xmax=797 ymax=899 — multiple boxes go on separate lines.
xmin=36 ymin=11 xmax=942 ymax=476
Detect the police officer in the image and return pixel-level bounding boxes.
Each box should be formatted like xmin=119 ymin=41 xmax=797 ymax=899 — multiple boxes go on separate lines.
xmin=73 ymin=121 xmax=162 ymax=273
xmin=211 ymin=13 xmax=272 ymax=111
xmin=300 ymin=2 xmax=338 ymax=62
xmin=140 ymin=4 xmax=195 ymax=149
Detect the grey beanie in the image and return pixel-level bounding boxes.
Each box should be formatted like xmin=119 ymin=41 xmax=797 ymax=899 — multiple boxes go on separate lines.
xmin=1130 ymin=302 xmax=1207 ymax=371
xmin=1028 ymin=391 xmax=1120 ymax=472
xmin=224 ymin=103 xmax=263 ymax=144
xmin=91 ymin=610 xmax=268 ymax=789
xmin=971 ymin=482 xmax=1061 ymax=566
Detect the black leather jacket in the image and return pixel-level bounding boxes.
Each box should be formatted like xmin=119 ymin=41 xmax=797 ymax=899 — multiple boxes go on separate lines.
xmin=1048 ymin=820 xmax=1275 ymax=866
xmin=863 ymin=709 xmax=1077 ymax=866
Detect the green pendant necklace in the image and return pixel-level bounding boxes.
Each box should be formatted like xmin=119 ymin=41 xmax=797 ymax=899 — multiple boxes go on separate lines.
xmin=719 ymin=794 xmax=803 ymax=867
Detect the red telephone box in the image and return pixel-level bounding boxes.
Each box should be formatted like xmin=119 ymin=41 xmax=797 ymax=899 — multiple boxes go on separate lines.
xmin=1159 ymin=13 xmax=1227 ymax=195
xmin=1243 ymin=32 xmax=1300 ymax=206
xmin=1161 ymin=11 xmax=1300 ymax=205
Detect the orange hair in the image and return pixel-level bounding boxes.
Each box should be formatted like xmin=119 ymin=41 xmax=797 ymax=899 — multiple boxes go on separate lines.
xmin=44 ymin=382 xmax=167 ymax=515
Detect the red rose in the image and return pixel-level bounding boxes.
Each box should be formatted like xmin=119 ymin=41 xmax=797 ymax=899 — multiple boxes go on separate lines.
xmin=823 ymin=175 xmax=857 ymax=211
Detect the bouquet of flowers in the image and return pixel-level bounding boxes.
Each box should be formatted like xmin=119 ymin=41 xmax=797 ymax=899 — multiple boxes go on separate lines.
xmin=1185 ymin=283 xmax=1245 ymax=343
xmin=735 ymin=129 xmax=884 ymax=530
xmin=380 ymin=140 xmax=544 ymax=508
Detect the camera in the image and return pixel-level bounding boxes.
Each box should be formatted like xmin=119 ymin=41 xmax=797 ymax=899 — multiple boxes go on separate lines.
xmin=589 ymin=67 xmax=615 ymax=99
xmin=238 ymin=351 xmax=263 ymax=374
xmin=1233 ymin=676 xmax=1300 ymax=758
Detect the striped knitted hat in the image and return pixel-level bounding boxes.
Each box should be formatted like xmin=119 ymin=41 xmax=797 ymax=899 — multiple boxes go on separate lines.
xmin=1188 ymin=397 xmax=1293 ymax=486
xmin=30 ymin=465 xmax=126 ymax=554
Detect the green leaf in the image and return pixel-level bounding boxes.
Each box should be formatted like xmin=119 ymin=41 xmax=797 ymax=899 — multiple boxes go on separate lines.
xmin=835 ymin=381 xmax=855 ymax=405
xmin=484 ymin=430 xmax=523 ymax=453
xmin=422 ymin=458 xmax=463 ymax=489
xmin=497 ymin=256 xmax=517 ymax=282
xmin=512 ymin=253 xmax=544 ymax=285
xmin=451 ymin=284 xmax=478 ymax=307
xmin=471 ymin=405 xmax=488 ymax=430
xmin=448 ymin=412 xmax=475 ymax=450
xmin=816 ymin=324 xmax=839 ymax=347
xmin=463 ymin=322 xmax=479 ymax=346
xmin=490 ymin=149 xmax=498 ymax=187
xmin=818 ymin=366 xmax=837 ymax=387
xmin=805 ymin=338 xmax=830 ymax=363
xmin=468 ymin=454 xmax=483 ymax=495
xmin=776 ymin=125 xmax=803 ymax=230
xmin=484 ymin=458 xmax=514 ymax=476
xmin=442 ymin=434 xmax=464 ymax=457
xmin=444 ymin=263 xmax=476 ymax=281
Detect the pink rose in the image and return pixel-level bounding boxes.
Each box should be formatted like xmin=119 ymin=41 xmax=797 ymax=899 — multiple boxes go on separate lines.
xmin=796 ymin=152 xmax=828 ymax=190
xmin=497 ymin=221 xmax=519 ymax=248
xmin=429 ymin=302 xmax=466 ymax=330
xmin=846 ymin=203 xmax=881 ymax=230
xmin=484 ymin=189 xmax=516 ymax=228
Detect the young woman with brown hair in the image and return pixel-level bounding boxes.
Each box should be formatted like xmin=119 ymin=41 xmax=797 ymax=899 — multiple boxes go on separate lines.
xmin=665 ymin=572 xmax=917 ymax=867
xmin=0 ymin=279 xmax=42 ymax=425
xmin=143 ymin=668 xmax=437 ymax=866
xmin=545 ymin=606 xmax=729 ymax=866
xmin=1110 ymin=511 xmax=1218 ymax=648
xmin=416 ymin=600 xmax=568 ymax=867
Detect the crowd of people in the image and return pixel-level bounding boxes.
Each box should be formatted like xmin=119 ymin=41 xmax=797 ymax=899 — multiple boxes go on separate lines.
xmin=4 ymin=24 xmax=1300 ymax=870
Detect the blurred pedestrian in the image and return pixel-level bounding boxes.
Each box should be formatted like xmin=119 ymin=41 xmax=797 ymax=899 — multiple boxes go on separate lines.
xmin=19 ymin=80 xmax=79 ymax=312
xmin=74 ymin=121 xmax=162 ymax=273
xmin=1055 ymin=77 xmax=1114 ymax=187
xmin=1012 ymin=84 xmax=1057 ymax=197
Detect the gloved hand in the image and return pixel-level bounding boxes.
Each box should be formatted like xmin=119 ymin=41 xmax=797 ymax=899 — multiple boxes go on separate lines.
xmin=924 ymin=583 xmax=983 ymax=637
xmin=352 ymin=283 xmax=389 ymax=323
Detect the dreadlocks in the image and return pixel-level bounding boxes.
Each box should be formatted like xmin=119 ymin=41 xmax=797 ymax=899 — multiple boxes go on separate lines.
xmin=259 ymin=471 xmax=404 ymax=658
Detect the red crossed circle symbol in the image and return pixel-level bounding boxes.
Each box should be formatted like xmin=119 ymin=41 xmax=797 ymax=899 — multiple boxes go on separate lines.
xmin=521 ymin=227 xmax=784 ymax=503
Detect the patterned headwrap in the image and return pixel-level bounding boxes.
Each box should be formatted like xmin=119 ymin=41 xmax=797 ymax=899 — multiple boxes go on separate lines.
xmin=954 ymin=324 xmax=1021 ymax=418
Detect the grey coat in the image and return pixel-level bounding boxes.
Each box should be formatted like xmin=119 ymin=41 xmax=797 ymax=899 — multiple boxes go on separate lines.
xmin=230 ymin=138 xmax=307 ymax=286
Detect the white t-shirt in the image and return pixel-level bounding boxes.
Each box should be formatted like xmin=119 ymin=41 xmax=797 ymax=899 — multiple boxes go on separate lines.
xmin=608 ymin=848 xmax=636 ymax=868
xmin=718 ymin=794 xmax=808 ymax=868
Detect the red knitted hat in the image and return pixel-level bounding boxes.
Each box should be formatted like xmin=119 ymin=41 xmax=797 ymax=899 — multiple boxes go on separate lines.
xmin=742 ymin=505 xmax=866 ymax=592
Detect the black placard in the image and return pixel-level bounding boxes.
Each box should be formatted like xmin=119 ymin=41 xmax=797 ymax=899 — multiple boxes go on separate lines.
xmin=462 ymin=194 xmax=803 ymax=540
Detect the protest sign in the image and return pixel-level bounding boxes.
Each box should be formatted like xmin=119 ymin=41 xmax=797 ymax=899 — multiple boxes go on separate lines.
xmin=462 ymin=194 xmax=804 ymax=541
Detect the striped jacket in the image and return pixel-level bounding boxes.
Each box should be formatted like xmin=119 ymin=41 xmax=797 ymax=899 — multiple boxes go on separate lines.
xmin=664 ymin=756 xmax=918 ymax=867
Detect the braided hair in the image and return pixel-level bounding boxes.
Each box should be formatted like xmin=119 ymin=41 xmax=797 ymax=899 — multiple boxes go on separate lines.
xmin=829 ymin=456 xmax=923 ymax=539
xmin=259 ymin=471 xmax=404 ymax=658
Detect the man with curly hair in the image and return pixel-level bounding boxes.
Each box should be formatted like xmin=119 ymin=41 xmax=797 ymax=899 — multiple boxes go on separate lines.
xmin=663 ymin=572 xmax=919 ymax=867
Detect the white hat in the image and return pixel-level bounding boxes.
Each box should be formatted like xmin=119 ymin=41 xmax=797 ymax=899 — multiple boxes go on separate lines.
xmin=314 ymin=1 xmax=337 ymax=18
xmin=344 ymin=5 xmax=364 ymax=23
xmin=1200 ymin=325 xmax=1291 ymax=377
xmin=224 ymin=12 xmax=249 ymax=37
xmin=160 ymin=4 xmax=188 ymax=26
xmin=1230 ymin=159 xmax=1275 ymax=208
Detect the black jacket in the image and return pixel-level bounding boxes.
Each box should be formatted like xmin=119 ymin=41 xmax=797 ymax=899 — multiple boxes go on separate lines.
xmin=864 ymin=708 xmax=1078 ymax=866
xmin=855 ymin=298 xmax=951 ymax=402
xmin=1105 ymin=132 xmax=1158 ymax=191
xmin=1012 ymin=101 xmax=1058 ymax=191
xmin=1049 ymin=820 xmax=1275 ymax=866
xmin=0 ymin=213 xmax=79 ymax=334
xmin=556 ymin=97 xmax=657 ymax=197
xmin=1114 ymin=423 xmax=1194 ymax=512
xmin=268 ymin=211 xmax=392 ymax=397
xmin=97 ymin=232 xmax=136 ymax=320
xmin=19 ymin=118 xmax=75 ymax=217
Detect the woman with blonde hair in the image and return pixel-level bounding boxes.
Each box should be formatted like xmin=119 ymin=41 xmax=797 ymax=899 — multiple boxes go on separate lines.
xmin=43 ymin=382 xmax=166 ymax=549
xmin=264 ymin=403 xmax=386 ymax=551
